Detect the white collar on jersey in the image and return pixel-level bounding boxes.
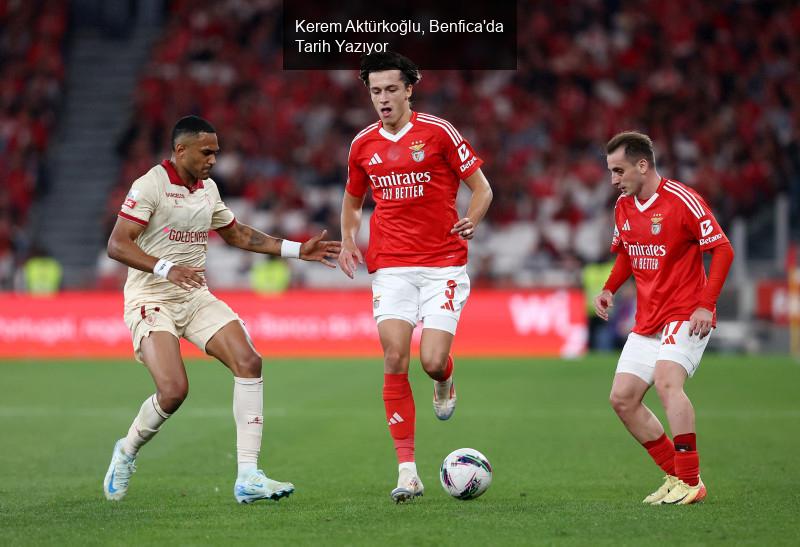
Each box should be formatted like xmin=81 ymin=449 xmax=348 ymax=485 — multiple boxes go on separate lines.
xmin=379 ymin=119 xmax=414 ymax=142
xmin=634 ymin=192 xmax=659 ymax=212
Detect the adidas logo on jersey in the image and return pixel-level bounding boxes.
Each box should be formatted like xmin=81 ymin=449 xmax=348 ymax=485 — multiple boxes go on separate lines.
xmin=368 ymin=153 xmax=383 ymax=165
xmin=388 ymin=412 xmax=404 ymax=425
xmin=622 ymin=220 xmax=631 ymax=231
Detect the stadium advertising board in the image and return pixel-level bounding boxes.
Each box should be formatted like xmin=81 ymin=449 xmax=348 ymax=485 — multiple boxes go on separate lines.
xmin=0 ymin=290 xmax=586 ymax=358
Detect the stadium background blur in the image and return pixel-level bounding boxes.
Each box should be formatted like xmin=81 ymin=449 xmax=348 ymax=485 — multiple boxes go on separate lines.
xmin=2 ymin=0 xmax=797 ymax=353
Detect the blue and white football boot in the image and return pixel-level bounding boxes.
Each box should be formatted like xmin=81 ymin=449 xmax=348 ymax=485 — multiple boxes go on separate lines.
xmin=234 ymin=470 xmax=295 ymax=504
xmin=103 ymin=438 xmax=136 ymax=501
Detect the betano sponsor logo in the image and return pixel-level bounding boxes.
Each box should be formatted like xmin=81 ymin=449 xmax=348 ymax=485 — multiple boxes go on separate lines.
xmin=623 ymin=242 xmax=667 ymax=257
xmin=699 ymin=233 xmax=723 ymax=246
xmin=459 ymin=156 xmax=477 ymax=173
xmin=369 ymin=171 xmax=431 ymax=188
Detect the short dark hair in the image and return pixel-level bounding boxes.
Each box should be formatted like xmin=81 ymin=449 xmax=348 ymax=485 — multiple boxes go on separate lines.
xmin=171 ymin=115 xmax=216 ymax=150
xmin=359 ymin=51 xmax=421 ymax=87
xmin=606 ymin=131 xmax=656 ymax=168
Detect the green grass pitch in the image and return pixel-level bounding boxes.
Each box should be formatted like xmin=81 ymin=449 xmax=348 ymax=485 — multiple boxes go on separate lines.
xmin=1 ymin=354 xmax=798 ymax=545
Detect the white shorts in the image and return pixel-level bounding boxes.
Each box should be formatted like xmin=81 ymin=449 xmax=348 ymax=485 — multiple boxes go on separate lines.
xmin=616 ymin=320 xmax=711 ymax=384
xmin=371 ymin=266 xmax=470 ymax=335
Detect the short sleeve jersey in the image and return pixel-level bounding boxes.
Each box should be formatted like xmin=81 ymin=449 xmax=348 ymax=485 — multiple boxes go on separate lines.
xmin=610 ymin=178 xmax=729 ymax=335
xmin=345 ymin=111 xmax=483 ymax=273
xmin=118 ymin=160 xmax=235 ymax=305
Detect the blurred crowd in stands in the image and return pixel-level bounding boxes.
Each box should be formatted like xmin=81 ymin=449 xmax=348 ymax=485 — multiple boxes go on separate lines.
xmin=0 ymin=0 xmax=67 ymax=290
xmin=4 ymin=0 xmax=800 ymax=292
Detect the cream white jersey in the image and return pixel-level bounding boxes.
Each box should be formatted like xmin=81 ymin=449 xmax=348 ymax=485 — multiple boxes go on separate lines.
xmin=118 ymin=160 xmax=235 ymax=305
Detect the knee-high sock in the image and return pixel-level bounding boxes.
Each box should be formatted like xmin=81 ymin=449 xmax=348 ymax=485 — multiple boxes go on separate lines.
xmin=234 ymin=376 xmax=264 ymax=478
xmin=642 ymin=433 xmax=676 ymax=476
xmin=122 ymin=394 xmax=171 ymax=458
xmin=673 ymin=433 xmax=700 ymax=486
xmin=383 ymin=373 xmax=415 ymax=463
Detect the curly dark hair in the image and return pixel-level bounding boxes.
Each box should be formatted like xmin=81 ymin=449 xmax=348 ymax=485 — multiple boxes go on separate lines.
xmin=359 ymin=51 xmax=421 ymax=87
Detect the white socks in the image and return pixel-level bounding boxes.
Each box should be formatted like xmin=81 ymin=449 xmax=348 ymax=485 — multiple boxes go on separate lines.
xmin=119 ymin=379 xmax=263 ymax=478
xmin=399 ymin=462 xmax=418 ymax=475
xmin=234 ymin=376 xmax=264 ymax=479
xmin=122 ymin=394 xmax=171 ymax=458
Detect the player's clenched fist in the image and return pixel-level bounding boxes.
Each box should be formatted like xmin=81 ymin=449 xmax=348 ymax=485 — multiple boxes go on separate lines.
xmin=338 ymin=239 xmax=363 ymax=279
xmin=594 ymin=289 xmax=614 ymax=321
xmin=166 ymin=265 xmax=206 ymax=291
xmin=299 ymin=230 xmax=342 ymax=269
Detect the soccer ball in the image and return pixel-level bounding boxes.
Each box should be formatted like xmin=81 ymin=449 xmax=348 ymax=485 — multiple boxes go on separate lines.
xmin=439 ymin=448 xmax=493 ymax=500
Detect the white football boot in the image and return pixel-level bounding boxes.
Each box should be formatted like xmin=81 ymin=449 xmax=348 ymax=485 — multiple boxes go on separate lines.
xmin=433 ymin=357 xmax=457 ymax=420
xmin=643 ymin=475 xmax=679 ymax=505
xmin=234 ymin=470 xmax=295 ymax=504
xmin=390 ymin=463 xmax=424 ymax=503
xmin=103 ymin=438 xmax=136 ymax=501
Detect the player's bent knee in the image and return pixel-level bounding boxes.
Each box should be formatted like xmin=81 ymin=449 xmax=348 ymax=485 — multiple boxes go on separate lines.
xmin=158 ymin=381 xmax=189 ymax=413
xmin=609 ymin=391 xmax=634 ymax=416
xmin=383 ymin=349 xmax=409 ymax=373
xmin=234 ymin=351 xmax=262 ymax=378
xmin=654 ymin=378 xmax=682 ymax=400
xmin=420 ymin=352 xmax=448 ymax=376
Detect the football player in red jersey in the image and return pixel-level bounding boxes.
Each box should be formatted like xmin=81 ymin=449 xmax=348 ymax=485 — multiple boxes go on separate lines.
xmin=595 ymin=131 xmax=735 ymax=505
xmin=338 ymin=52 xmax=493 ymax=502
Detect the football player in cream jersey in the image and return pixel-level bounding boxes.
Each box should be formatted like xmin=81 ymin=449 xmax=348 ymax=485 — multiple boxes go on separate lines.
xmin=103 ymin=115 xmax=340 ymax=504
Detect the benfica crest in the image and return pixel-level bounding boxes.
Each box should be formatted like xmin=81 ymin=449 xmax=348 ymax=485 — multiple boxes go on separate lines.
xmin=409 ymin=140 xmax=426 ymax=162
xmin=651 ymin=213 xmax=664 ymax=235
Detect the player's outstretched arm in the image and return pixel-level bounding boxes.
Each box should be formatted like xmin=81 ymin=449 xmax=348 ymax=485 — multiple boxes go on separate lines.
xmin=216 ymin=221 xmax=341 ymax=268
xmin=452 ymin=169 xmax=493 ymax=240
xmin=107 ymin=216 xmax=205 ymax=290
xmin=338 ymin=191 xmax=366 ymax=278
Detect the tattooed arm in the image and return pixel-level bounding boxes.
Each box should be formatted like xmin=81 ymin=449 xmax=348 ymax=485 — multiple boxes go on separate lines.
xmin=216 ymin=221 xmax=283 ymax=255
xmin=216 ymin=221 xmax=342 ymax=267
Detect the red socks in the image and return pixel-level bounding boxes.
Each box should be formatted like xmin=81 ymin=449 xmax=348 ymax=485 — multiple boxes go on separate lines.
xmin=383 ymin=373 xmax=415 ymax=463
xmin=441 ymin=354 xmax=454 ymax=382
xmin=673 ymin=433 xmax=700 ymax=486
xmin=642 ymin=433 xmax=676 ymax=476
xmin=642 ymin=432 xmax=700 ymax=486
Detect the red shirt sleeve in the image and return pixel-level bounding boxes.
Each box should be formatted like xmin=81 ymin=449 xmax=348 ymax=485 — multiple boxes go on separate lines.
xmin=698 ymin=242 xmax=734 ymax=310
xmin=442 ymin=131 xmax=483 ymax=180
xmin=603 ymin=250 xmax=632 ymax=294
xmin=345 ymin=140 xmax=370 ymax=197
xmin=684 ymin=192 xmax=730 ymax=251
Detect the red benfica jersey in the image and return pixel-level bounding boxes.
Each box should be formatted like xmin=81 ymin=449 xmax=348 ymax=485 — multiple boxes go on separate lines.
xmin=346 ymin=111 xmax=483 ymax=272
xmin=611 ymin=178 xmax=729 ymax=335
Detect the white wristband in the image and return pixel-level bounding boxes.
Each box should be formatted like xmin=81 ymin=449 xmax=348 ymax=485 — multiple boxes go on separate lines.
xmin=153 ymin=258 xmax=175 ymax=278
xmin=280 ymin=240 xmax=302 ymax=259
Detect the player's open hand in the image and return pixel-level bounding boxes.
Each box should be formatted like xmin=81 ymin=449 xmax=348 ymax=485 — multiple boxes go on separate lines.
xmin=594 ymin=289 xmax=614 ymax=321
xmin=451 ymin=217 xmax=475 ymax=240
xmin=167 ymin=265 xmax=206 ymax=291
xmin=299 ymin=230 xmax=342 ymax=269
xmin=689 ymin=307 xmax=713 ymax=338
xmin=338 ymin=239 xmax=363 ymax=279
